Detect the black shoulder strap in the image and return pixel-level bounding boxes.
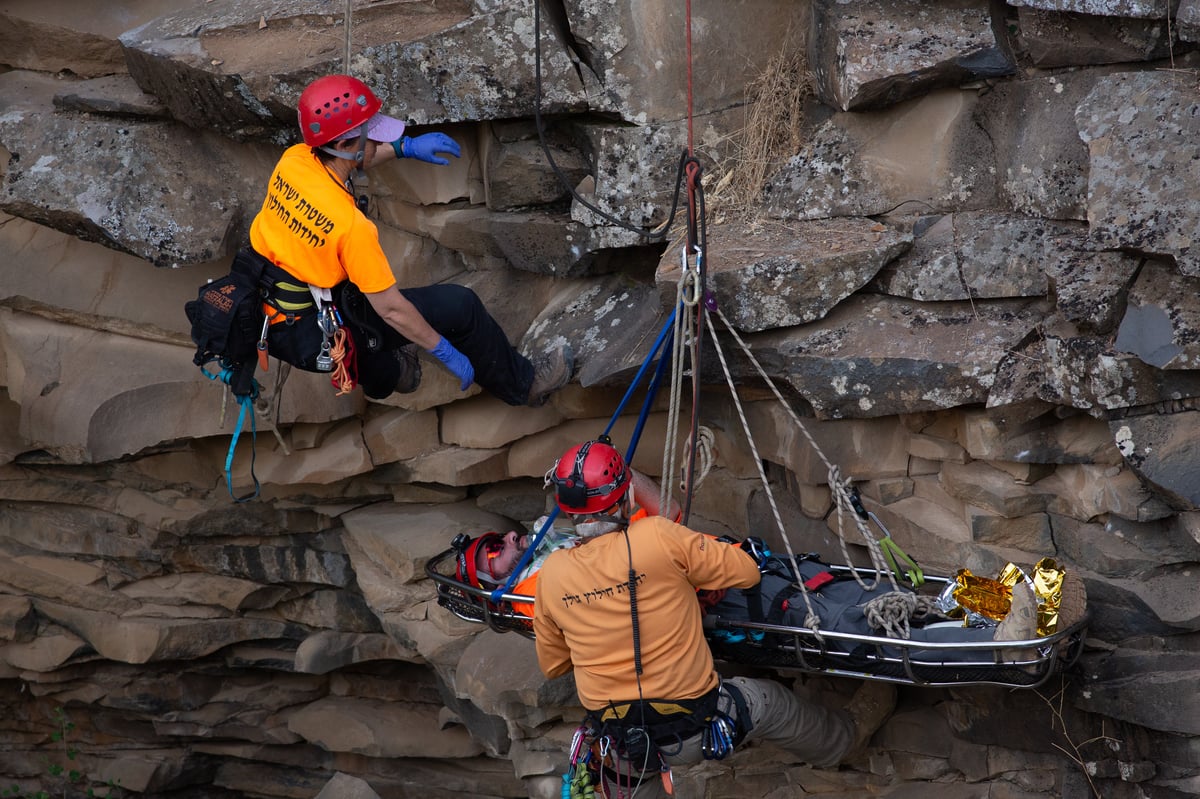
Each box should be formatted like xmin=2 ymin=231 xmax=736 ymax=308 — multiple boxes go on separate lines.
xmin=764 ymin=582 xmax=804 ymax=626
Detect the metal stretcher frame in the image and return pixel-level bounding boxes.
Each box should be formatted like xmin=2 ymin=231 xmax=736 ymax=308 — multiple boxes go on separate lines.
xmin=426 ymin=548 xmax=538 ymax=636
xmin=424 ymin=550 xmax=1089 ymax=690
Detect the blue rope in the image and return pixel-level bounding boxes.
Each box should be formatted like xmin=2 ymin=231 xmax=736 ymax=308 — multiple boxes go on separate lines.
xmin=620 ymin=329 xmax=674 ymax=468
xmin=201 ymin=364 xmax=261 ymax=502
xmin=600 ymin=307 xmax=678 ymax=446
xmin=488 ymin=308 xmax=679 ymax=603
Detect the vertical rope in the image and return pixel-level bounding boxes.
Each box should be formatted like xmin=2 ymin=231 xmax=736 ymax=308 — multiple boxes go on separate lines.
xmin=660 ymin=250 xmax=695 ymax=516
xmin=343 ymin=1 xmax=352 ymax=69
xmin=685 ymin=0 xmax=694 ymax=155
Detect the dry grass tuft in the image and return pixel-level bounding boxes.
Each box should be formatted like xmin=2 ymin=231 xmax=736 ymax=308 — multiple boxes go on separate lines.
xmin=708 ymin=38 xmax=815 ymax=226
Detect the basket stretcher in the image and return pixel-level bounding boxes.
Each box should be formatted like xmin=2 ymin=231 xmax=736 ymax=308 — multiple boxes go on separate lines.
xmin=424 ymin=550 xmax=1088 ymax=690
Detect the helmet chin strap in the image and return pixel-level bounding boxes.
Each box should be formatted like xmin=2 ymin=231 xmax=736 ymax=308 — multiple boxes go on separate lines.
xmin=319 ymin=128 xmax=370 ymax=210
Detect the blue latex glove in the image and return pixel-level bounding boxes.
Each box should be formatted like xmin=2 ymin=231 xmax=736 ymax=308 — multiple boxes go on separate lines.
xmin=428 ymin=336 xmax=474 ymax=391
xmin=393 ymin=132 xmax=461 ymax=165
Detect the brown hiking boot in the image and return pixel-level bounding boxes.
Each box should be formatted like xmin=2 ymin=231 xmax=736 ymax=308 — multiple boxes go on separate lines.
xmin=1057 ymin=571 xmax=1088 ymax=631
xmin=526 ymin=344 xmax=574 ymax=406
xmin=360 ymin=345 xmax=422 ymax=399
xmin=844 ymin=680 xmax=896 ymax=759
xmin=995 ymin=581 xmax=1039 ymax=662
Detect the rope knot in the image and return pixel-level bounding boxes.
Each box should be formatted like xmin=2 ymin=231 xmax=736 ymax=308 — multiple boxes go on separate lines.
xmin=862 ymin=592 xmax=944 ymax=639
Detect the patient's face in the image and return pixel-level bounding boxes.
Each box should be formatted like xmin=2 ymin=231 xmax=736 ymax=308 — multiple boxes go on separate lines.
xmin=476 ymin=530 xmax=528 ymax=581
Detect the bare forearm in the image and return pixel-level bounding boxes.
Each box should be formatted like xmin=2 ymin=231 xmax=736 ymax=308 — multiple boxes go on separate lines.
xmin=365 ymin=143 xmax=397 ymax=168
xmin=365 ymin=288 xmax=441 ymax=350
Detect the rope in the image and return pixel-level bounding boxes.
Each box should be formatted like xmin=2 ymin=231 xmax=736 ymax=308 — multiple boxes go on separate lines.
xmin=862 ymin=592 xmax=943 ymax=640
xmin=700 ymin=310 xmax=822 ymax=635
xmin=686 ymin=0 xmax=694 ymax=157
xmin=698 ymin=303 xmax=941 ymax=639
xmin=343 ymin=0 xmax=352 ymax=69
xmin=709 ymin=305 xmax=897 ymax=592
xmin=679 ymin=425 xmax=714 ymax=495
xmin=660 ymin=249 xmax=699 ymax=518
xmin=329 ymin=327 xmax=355 ymax=396
xmin=218 ymin=382 xmax=229 ymax=428
xmin=254 ymin=390 xmax=291 ymax=457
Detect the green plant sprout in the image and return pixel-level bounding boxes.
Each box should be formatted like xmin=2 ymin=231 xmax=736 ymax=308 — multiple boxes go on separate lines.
xmin=2 ymin=707 xmax=121 ymax=799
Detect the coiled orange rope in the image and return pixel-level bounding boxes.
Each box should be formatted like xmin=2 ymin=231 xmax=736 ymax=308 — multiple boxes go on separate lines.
xmin=330 ymin=327 xmax=356 ymax=396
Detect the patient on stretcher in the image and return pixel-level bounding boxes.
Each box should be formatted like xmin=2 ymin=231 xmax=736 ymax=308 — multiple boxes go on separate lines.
xmin=450 ymin=512 xmax=1085 ymax=667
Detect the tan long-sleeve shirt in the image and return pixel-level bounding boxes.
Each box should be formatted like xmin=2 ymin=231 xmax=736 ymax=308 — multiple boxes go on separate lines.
xmin=532 ymin=516 xmax=760 ymax=710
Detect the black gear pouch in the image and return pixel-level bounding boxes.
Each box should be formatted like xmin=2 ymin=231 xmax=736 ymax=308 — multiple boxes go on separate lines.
xmin=184 ymin=252 xmax=266 ymax=396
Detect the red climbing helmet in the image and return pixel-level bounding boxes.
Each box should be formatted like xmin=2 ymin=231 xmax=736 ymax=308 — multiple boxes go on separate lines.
xmin=550 ymin=437 xmax=631 ymax=515
xmin=455 ymin=532 xmax=504 ymax=588
xmin=297 ymin=74 xmax=381 ymax=147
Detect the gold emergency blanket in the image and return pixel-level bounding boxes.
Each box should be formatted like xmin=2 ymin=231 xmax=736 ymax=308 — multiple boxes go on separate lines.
xmin=945 ymin=557 xmax=1068 ymax=636
xmin=948 ymin=571 xmax=1011 ymax=621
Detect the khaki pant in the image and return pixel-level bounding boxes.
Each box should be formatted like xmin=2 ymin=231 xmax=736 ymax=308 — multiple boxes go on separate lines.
xmin=599 ymin=676 xmax=854 ymax=798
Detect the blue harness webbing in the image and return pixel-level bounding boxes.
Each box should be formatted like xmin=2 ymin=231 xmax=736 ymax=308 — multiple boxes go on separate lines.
xmin=201 ymin=364 xmax=262 ymax=503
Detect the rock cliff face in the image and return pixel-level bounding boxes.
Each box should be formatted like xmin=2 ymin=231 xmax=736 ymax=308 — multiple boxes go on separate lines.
xmin=1 ymin=1 xmax=1199 ymax=798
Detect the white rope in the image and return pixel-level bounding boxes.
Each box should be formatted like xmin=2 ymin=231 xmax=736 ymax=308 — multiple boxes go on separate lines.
xmin=679 ymin=425 xmax=715 ymax=494
xmin=701 ymin=304 xmax=943 ymax=641
xmin=702 ymin=310 xmax=823 ymax=636
xmin=709 ymin=305 xmax=897 ymax=594
xmin=254 ymin=390 xmax=291 ymax=456
xmin=660 ymin=246 xmax=700 ymax=517
xmin=862 ymin=592 xmax=943 ymax=639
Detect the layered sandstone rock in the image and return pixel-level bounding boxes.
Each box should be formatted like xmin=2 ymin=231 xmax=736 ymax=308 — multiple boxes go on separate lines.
xmin=1 ymin=2 xmax=1198 ymax=799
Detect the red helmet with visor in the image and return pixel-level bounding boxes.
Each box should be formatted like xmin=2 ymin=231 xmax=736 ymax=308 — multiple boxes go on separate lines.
xmin=454 ymin=532 xmax=505 ymax=588
xmin=297 ymin=74 xmax=381 ymax=147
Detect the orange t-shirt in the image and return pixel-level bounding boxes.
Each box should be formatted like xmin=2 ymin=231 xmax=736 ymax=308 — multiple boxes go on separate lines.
xmin=249 ymin=144 xmax=396 ymax=293
xmin=532 ymin=515 xmax=759 ymax=710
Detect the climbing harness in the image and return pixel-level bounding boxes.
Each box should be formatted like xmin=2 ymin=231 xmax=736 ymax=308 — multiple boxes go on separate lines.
xmin=187 ymin=247 xmax=366 ymax=499
xmin=558 ymin=680 xmax=750 ymax=798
